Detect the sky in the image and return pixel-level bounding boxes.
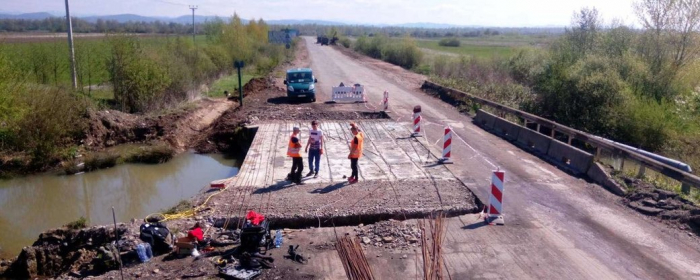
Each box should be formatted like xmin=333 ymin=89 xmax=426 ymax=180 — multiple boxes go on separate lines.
xmin=1 ymin=0 xmax=639 ymax=27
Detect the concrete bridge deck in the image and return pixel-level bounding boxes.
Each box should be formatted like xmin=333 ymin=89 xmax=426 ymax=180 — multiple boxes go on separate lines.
xmin=227 ymin=120 xmax=457 ymax=187
xmin=204 ymin=120 xmax=478 ymax=225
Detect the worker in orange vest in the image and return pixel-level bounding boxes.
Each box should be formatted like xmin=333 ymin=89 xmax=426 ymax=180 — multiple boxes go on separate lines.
xmin=287 ymin=126 xmax=304 ymax=184
xmin=347 ymin=123 xmax=364 ymax=184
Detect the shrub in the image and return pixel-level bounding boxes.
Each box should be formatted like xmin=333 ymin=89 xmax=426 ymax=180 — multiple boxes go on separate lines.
xmin=438 ymin=38 xmax=460 ymax=47
xmin=381 ymin=37 xmax=423 ymax=69
xmin=163 ymin=200 xmax=192 ymax=215
xmin=84 ymin=151 xmax=119 ymax=171
xmin=108 ymin=36 xmax=171 ymax=113
xmin=123 ymin=143 xmax=175 ymax=164
xmin=615 ymin=96 xmax=682 ymax=151
xmin=339 ymin=37 xmax=351 ymax=48
xmin=65 ymin=216 xmax=88 ymax=229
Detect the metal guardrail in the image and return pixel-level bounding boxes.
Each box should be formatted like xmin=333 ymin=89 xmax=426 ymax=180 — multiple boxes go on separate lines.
xmin=422 ymin=81 xmax=700 ymax=191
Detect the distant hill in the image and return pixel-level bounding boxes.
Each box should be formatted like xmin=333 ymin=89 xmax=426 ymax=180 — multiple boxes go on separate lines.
xmin=393 ymin=22 xmax=460 ymax=28
xmin=266 ymin=19 xmax=345 ymax=26
xmin=0 ymin=12 xmax=55 ymax=20
xmin=0 ymin=12 xmax=564 ymax=31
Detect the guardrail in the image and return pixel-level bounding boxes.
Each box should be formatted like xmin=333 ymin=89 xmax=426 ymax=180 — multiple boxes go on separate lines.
xmin=422 ymin=81 xmax=700 ymax=193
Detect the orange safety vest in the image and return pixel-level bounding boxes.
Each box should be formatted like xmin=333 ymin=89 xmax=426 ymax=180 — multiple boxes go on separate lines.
xmin=287 ymin=134 xmax=302 ymax=157
xmin=349 ymin=132 xmax=364 ymax=159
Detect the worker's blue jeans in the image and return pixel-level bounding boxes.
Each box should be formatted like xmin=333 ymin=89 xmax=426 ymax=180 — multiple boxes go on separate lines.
xmin=308 ymin=149 xmax=321 ymax=173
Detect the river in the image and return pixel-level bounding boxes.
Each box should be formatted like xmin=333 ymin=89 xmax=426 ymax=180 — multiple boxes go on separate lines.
xmin=0 ymin=152 xmax=238 ymax=258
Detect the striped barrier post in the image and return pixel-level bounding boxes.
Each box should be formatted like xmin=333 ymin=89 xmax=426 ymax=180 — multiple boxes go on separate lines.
xmin=486 ymin=170 xmax=505 ymax=225
xmin=438 ymin=126 xmax=453 ymax=164
xmin=382 ymin=91 xmax=389 ymax=111
xmin=411 ymin=105 xmax=422 ymax=137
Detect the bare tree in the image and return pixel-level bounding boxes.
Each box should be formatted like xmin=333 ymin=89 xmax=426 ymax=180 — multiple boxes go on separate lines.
xmin=567 ymin=7 xmax=601 ymax=56
xmin=635 ymin=0 xmax=700 ymax=72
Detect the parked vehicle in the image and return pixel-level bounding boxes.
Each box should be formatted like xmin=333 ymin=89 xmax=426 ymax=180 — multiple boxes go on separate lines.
xmin=317 ymin=35 xmax=329 ymax=46
xmin=284 ymin=68 xmax=318 ymax=102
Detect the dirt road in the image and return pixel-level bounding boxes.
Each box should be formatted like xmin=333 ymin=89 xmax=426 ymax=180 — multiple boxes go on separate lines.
xmin=303 ymin=36 xmax=700 ymax=279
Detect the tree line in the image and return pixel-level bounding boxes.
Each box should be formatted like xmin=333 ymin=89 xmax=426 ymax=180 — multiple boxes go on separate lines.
xmin=0 ymin=17 xmax=196 ymax=34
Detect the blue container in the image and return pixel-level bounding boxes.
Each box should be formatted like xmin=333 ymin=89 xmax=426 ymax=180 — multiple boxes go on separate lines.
xmin=274 ymin=230 xmax=283 ymax=248
xmin=136 ymin=243 xmax=153 ymax=262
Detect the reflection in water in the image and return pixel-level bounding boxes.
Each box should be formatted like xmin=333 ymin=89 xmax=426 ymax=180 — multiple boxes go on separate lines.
xmin=0 ymin=153 xmax=238 ymax=258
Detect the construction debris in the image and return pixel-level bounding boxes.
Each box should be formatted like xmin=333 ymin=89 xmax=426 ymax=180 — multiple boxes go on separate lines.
xmin=354 ymin=220 xmax=422 ymax=249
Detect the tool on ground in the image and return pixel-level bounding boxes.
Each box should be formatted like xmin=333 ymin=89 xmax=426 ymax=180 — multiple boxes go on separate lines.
xmin=219 ymin=266 xmax=261 ymax=280
xmin=485 ymin=169 xmax=505 ymax=225
xmin=111 ymin=207 xmax=124 ymax=280
xmin=438 ymin=126 xmax=453 ymax=164
xmin=411 ymin=105 xmax=422 ymax=137
xmin=382 ymin=91 xmax=389 ymax=112
xmin=286 ymin=245 xmax=308 ymax=264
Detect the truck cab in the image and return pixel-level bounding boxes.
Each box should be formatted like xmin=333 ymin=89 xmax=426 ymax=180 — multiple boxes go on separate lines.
xmin=284 ymin=68 xmax=317 ymax=102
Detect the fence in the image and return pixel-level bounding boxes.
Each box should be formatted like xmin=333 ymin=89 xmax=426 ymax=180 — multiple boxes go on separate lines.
xmin=422 ymin=81 xmax=700 ymax=194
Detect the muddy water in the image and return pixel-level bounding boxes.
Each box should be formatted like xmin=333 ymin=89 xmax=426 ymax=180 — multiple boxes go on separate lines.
xmin=0 ymin=153 xmax=238 ymax=258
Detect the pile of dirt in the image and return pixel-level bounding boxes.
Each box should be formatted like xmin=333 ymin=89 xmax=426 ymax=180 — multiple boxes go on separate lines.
xmin=243 ymin=77 xmax=269 ymax=93
xmin=622 ymin=177 xmax=700 ymax=234
xmin=84 ymin=109 xmax=174 ymax=149
xmin=354 ymin=220 xmax=421 ymax=250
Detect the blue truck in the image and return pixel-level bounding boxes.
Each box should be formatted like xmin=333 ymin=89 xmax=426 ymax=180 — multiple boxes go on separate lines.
xmin=284 ymin=68 xmax=318 ymax=102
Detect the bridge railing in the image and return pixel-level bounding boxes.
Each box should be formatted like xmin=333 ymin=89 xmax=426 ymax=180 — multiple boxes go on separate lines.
xmin=422 ymin=81 xmax=700 ymax=193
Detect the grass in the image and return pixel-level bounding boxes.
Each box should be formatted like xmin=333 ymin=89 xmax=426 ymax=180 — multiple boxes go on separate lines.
xmin=415 ymin=39 xmax=531 ymax=59
xmin=163 ymin=200 xmax=193 ymax=215
xmin=122 ymin=144 xmax=175 ymax=164
xmin=208 ymin=71 xmax=258 ymax=97
xmin=65 ymin=216 xmax=88 ymax=230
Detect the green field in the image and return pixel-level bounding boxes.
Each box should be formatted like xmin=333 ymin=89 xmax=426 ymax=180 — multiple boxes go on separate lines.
xmin=412 ymin=35 xmax=554 ymax=59
xmin=208 ymin=72 xmax=258 ymax=97
xmin=0 ymin=34 xmax=215 ymax=89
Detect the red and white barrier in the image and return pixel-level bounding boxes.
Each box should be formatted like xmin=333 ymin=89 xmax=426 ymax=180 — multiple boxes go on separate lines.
xmin=382 ymin=91 xmax=389 ymax=111
xmin=439 ymin=126 xmax=453 ymax=164
xmin=486 ymin=170 xmax=505 ymax=225
xmin=411 ymin=105 xmax=422 ymax=137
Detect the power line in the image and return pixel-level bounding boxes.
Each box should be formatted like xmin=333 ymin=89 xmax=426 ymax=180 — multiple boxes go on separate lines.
xmin=189 ymin=5 xmax=197 ymax=44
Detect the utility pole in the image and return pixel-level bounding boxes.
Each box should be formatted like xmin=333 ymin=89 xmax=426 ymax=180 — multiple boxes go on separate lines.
xmin=64 ymin=0 xmax=77 ymax=89
xmin=189 ymin=5 xmax=198 ymax=44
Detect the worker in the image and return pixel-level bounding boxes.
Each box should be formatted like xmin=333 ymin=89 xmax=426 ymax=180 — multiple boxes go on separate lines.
xmin=305 ymin=120 xmax=323 ymax=178
xmin=347 ymin=123 xmax=364 ymax=184
xmin=287 ymin=126 xmax=304 ymax=184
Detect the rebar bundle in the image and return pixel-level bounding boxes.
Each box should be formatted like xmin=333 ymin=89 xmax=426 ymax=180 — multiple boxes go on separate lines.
xmin=336 ymin=234 xmax=375 ymax=280
xmin=419 ymin=212 xmax=449 ymax=280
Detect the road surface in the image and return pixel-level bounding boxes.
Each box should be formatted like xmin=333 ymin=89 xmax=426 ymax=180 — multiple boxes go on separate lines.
xmin=303 ymin=36 xmax=700 ymax=279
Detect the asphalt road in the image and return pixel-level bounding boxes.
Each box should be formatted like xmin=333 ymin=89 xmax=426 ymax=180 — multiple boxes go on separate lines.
xmin=303 ymin=36 xmax=700 ymax=279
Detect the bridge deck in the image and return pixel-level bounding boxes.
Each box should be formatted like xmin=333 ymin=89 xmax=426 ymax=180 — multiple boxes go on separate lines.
xmin=228 ymin=120 xmax=457 ymax=188
xmin=204 ymin=120 xmax=477 ymax=222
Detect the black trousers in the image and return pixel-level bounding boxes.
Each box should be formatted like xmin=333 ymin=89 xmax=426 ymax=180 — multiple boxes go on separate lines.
xmin=291 ymin=157 xmax=303 ymax=182
xmin=350 ymin=158 xmax=358 ymax=179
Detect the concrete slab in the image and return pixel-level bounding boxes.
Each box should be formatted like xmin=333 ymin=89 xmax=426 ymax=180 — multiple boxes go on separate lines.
xmin=226 ymin=120 xmax=459 ymax=187
xmin=204 ymin=120 xmax=478 ymax=226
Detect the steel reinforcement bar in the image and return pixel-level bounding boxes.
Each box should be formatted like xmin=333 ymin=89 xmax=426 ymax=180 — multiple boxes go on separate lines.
xmin=422 ymin=80 xmax=700 ymax=190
